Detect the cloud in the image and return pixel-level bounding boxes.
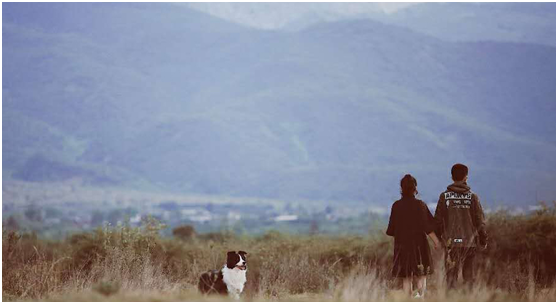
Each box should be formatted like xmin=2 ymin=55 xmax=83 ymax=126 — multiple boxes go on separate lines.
xmin=376 ymin=2 xmax=418 ymax=14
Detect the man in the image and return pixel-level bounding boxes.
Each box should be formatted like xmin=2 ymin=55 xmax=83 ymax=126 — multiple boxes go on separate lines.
xmin=434 ymin=163 xmax=488 ymax=289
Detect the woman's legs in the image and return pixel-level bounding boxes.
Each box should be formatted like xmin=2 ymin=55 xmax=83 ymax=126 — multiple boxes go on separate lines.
xmin=402 ymin=277 xmax=413 ymax=296
xmin=403 ymin=275 xmax=427 ymax=297
xmin=415 ymin=275 xmax=427 ymax=297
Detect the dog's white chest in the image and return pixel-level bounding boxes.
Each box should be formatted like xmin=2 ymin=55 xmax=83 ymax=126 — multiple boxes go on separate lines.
xmin=222 ymin=266 xmax=246 ymax=299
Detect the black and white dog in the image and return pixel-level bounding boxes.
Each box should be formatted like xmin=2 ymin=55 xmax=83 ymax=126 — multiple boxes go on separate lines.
xmin=198 ymin=251 xmax=248 ymax=299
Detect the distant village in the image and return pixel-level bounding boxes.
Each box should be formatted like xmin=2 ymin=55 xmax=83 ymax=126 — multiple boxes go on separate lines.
xmin=2 ymin=198 xmax=390 ymax=238
xmin=3 ymin=179 xmax=538 ymax=239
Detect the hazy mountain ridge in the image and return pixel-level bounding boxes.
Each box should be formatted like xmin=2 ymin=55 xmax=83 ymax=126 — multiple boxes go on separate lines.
xmin=2 ymin=3 xmax=555 ymax=206
xmin=378 ymin=2 xmax=556 ymax=47
xmin=185 ymin=2 xmax=388 ymax=31
xmin=186 ymin=2 xmax=556 ymax=47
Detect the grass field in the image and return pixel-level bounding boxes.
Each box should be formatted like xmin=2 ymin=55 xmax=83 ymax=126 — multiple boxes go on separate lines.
xmin=2 ymin=203 xmax=555 ymax=301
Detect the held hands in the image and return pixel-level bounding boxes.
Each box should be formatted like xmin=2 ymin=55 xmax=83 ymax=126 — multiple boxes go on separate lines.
xmin=427 ymin=231 xmax=441 ymax=251
xmin=432 ymin=239 xmax=440 ymax=251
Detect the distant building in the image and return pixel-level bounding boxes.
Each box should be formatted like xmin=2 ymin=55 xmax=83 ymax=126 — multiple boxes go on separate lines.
xmin=189 ymin=214 xmax=212 ymax=223
xmin=227 ymin=211 xmax=242 ymax=221
xmin=130 ymin=214 xmax=142 ymax=224
xmin=275 ymin=214 xmax=298 ymax=222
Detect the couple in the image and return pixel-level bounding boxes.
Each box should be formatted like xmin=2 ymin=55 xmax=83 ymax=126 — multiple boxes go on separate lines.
xmin=386 ymin=163 xmax=488 ymax=298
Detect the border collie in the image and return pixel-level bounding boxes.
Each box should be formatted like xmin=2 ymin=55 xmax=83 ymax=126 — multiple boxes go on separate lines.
xmin=198 ymin=251 xmax=248 ymax=299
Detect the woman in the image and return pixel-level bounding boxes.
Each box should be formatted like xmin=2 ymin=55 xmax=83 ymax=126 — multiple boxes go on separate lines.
xmin=386 ymin=174 xmax=440 ymax=298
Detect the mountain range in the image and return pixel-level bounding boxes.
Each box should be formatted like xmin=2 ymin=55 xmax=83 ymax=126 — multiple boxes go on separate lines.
xmin=3 ymin=3 xmax=556 ymax=207
xmin=186 ymin=2 xmax=556 ymax=46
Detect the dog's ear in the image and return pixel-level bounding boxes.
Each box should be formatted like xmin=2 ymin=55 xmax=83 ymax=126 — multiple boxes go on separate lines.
xmin=238 ymin=251 xmax=248 ymax=256
xmin=226 ymin=251 xmax=238 ymax=269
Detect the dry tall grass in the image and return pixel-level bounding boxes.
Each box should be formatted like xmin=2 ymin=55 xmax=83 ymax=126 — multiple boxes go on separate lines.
xmin=3 ymin=207 xmax=555 ymax=301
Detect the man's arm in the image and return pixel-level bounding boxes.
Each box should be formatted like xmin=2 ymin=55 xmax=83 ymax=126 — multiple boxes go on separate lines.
xmin=472 ymin=194 xmax=488 ymax=247
xmin=433 ymin=193 xmax=446 ymax=240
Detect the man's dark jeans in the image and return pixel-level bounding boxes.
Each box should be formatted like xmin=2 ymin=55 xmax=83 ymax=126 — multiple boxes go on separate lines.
xmin=445 ymin=247 xmax=476 ymax=289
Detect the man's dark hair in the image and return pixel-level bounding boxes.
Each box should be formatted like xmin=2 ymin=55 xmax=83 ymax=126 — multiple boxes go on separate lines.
xmin=400 ymin=174 xmax=418 ymax=198
xmin=451 ymin=163 xmax=468 ymax=181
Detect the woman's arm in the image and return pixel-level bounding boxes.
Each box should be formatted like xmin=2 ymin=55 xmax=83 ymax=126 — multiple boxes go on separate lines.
xmin=386 ymin=206 xmax=396 ymax=236
xmin=422 ymin=201 xmax=440 ymax=249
